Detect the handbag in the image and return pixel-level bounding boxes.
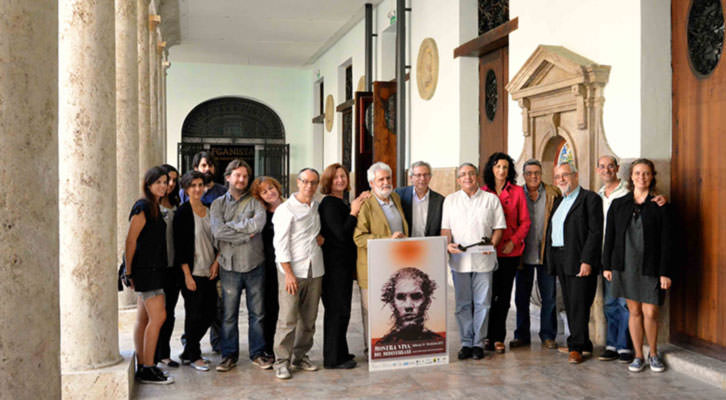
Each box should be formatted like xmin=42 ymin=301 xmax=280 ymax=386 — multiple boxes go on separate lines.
xmin=117 ymin=254 xmax=132 ymax=291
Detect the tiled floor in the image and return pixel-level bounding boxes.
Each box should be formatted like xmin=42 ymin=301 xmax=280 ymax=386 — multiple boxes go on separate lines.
xmin=122 ymin=286 xmax=725 ymax=399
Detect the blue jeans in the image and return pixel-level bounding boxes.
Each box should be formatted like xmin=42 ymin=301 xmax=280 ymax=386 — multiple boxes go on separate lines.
xmin=220 ymin=264 xmax=266 ymax=360
xmin=514 ymin=264 xmax=557 ymax=342
xmin=452 ymin=270 xmax=493 ymax=348
xmin=603 ymin=278 xmax=632 ymax=352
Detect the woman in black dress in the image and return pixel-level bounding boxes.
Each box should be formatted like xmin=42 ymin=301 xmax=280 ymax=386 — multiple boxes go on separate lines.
xmin=250 ymin=176 xmax=284 ymax=358
xmin=603 ymin=159 xmax=672 ymax=373
xmin=125 ymin=166 xmax=174 ymax=384
xmin=318 ymin=163 xmax=370 ymax=369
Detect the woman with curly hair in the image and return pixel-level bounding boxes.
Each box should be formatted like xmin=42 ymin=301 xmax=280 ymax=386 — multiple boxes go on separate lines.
xmin=481 ymin=152 xmax=531 ymax=354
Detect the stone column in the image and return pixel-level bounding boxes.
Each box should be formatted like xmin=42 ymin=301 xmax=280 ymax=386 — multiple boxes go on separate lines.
xmin=59 ymin=0 xmax=130 ymax=397
xmin=0 ymin=2 xmax=60 ymax=399
xmin=148 ymin=14 xmax=160 ymax=165
xmin=138 ymin=0 xmax=152 ymax=178
xmin=161 ymin=56 xmax=169 ymax=163
xmin=117 ymin=0 xmax=140 ymax=309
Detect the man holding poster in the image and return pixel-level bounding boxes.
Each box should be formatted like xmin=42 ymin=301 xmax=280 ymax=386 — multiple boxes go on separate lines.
xmin=441 ymin=163 xmax=506 ymax=361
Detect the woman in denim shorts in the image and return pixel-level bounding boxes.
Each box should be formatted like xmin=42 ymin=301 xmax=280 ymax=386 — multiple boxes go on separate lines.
xmin=125 ymin=166 xmax=174 ymax=385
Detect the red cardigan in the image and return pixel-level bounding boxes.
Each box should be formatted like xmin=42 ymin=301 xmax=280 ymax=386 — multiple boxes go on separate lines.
xmin=482 ymin=182 xmax=531 ymax=258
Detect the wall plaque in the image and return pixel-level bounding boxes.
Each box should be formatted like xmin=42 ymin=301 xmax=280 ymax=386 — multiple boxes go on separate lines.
xmin=416 ymin=38 xmax=439 ymax=100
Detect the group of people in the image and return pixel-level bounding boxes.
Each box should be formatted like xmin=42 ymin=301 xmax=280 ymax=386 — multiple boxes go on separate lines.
xmin=122 ymin=149 xmax=672 ymax=385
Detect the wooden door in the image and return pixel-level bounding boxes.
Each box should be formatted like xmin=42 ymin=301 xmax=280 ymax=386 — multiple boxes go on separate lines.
xmin=355 ymin=91 xmax=373 ymax=194
xmin=479 ymin=47 xmax=508 ymax=173
xmin=671 ymin=0 xmax=726 ymax=360
xmin=372 ymin=81 xmax=398 ymax=187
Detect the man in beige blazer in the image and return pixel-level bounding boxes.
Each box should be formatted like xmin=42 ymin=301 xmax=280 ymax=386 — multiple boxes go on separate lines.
xmin=353 ymin=162 xmax=409 ymax=350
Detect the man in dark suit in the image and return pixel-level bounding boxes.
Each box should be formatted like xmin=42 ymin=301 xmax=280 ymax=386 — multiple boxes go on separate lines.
xmin=394 ymin=161 xmax=445 ymax=238
xmin=545 ymin=161 xmax=603 ymax=364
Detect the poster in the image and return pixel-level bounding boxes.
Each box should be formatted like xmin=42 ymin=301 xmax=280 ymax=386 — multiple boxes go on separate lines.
xmin=368 ymin=236 xmax=448 ymax=371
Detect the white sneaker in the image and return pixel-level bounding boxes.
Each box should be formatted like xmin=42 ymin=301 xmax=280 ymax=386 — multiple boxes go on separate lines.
xmin=275 ymin=365 xmax=291 ymax=379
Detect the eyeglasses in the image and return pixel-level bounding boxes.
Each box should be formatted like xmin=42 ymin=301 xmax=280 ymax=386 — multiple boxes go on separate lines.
xmin=524 ymin=171 xmax=542 ymax=177
xmin=553 ymin=172 xmax=574 ymax=180
xmin=411 ymin=173 xmax=431 ymax=179
xmin=297 ymin=178 xmax=319 ymax=186
xmin=458 ymin=171 xmax=477 ymax=178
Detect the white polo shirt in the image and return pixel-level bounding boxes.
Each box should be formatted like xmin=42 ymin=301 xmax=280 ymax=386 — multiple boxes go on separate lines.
xmin=441 ymin=188 xmax=506 ymax=273
xmin=272 ymin=193 xmax=324 ymax=279
xmin=598 ymin=180 xmax=629 ymax=245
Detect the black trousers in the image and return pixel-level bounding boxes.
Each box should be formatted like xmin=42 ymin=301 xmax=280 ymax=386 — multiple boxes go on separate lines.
xmin=155 ymin=268 xmax=181 ymax=362
xmin=550 ymin=247 xmax=597 ymax=353
xmin=180 ymin=276 xmax=218 ymax=361
xmin=487 ymin=256 xmax=520 ymax=343
xmin=321 ymin=261 xmax=354 ymax=367
xmin=263 ymin=260 xmax=279 ymax=355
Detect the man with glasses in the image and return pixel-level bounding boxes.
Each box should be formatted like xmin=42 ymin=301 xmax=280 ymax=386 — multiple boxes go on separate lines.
xmin=441 ymin=163 xmax=506 ymax=360
xmin=545 ymin=161 xmax=603 ymax=364
xmin=272 ymin=168 xmax=325 ymax=379
xmin=511 ymin=159 xmax=561 ymax=350
xmin=394 ymin=161 xmax=445 ymax=238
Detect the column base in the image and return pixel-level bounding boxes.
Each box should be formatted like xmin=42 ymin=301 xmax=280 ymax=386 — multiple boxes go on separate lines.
xmin=62 ymin=351 xmax=134 ymax=400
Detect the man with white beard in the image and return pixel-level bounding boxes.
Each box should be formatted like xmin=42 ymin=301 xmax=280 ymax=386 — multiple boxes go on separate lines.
xmin=354 ymin=162 xmax=409 ymax=351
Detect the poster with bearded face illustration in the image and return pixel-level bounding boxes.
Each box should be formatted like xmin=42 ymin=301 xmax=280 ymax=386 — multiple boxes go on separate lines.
xmin=368 ymin=237 xmax=448 ymax=371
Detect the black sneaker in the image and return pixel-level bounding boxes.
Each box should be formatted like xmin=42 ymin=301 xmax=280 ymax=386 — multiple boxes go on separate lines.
xmin=618 ymin=352 xmax=634 ymax=363
xmin=458 ymin=346 xmax=473 ymax=360
xmin=598 ymin=349 xmax=618 ymax=361
xmin=472 ymin=347 xmax=484 ymax=360
xmin=137 ymin=367 xmax=174 ymax=385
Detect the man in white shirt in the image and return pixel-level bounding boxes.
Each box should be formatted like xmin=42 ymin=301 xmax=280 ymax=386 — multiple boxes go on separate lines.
xmin=596 ymin=155 xmax=633 ymax=363
xmin=272 ymin=168 xmax=325 ymax=379
xmin=441 ymin=163 xmax=506 ymax=361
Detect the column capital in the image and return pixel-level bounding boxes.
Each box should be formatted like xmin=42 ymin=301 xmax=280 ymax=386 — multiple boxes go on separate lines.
xmin=149 ymin=14 xmax=161 ymax=30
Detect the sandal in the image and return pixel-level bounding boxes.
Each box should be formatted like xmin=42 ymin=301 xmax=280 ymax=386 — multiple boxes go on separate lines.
xmin=494 ymin=341 xmax=506 ymax=354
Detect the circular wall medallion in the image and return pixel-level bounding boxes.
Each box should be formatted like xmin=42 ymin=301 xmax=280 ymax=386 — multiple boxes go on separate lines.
xmin=687 ymin=0 xmax=724 ymax=76
xmin=324 ymin=94 xmax=334 ymax=132
xmin=416 ymin=38 xmax=439 ymax=100
xmin=485 ymin=69 xmax=497 ymax=121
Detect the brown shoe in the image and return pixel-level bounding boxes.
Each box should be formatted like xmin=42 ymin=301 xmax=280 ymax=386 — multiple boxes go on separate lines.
xmin=543 ymin=339 xmax=557 ymax=349
xmin=494 ymin=341 xmax=505 ymax=354
xmin=558 ymin=346 xmax=569 ymax=354
xmin=568 ymin=351 xmax=583 ymax=364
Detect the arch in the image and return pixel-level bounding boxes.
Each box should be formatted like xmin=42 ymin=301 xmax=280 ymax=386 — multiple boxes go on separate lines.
xmin=181 ymin=96 xmax=285 ymax=140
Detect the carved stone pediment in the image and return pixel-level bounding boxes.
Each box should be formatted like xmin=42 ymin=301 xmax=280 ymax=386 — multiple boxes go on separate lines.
xmin=508 ymin=45 xmax=616 ymax=190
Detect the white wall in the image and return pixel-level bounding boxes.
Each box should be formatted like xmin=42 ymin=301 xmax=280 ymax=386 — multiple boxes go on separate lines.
xmin=165 ymin=62 xmax=312 ymax=171
xmin=309 ymin=0 xmax=480 ymax=172
xmin=509 ymin=0 xmax=671 ymax=161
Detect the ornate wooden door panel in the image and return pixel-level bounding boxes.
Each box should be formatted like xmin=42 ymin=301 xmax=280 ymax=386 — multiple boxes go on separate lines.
xmin=373 ymin=81 xmax=398 ymax=187
xmin=479 ymin=47 xmax=508 ymax=172
xmin=671 ymin=0 xmax=726 ymax=359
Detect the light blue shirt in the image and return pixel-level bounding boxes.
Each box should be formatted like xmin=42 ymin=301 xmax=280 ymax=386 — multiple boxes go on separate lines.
xmin=376 ymin=195 xmax=404 ymax=234
xmin=550 ymin=186 xmax=581 ymax=247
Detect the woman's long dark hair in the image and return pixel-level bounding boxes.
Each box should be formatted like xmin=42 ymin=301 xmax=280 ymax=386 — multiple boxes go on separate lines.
xmin=160 ymin=164 xmax=180 ymax=207
xmin=141 ymin=166 xmax=167 ymax=220
xmin=483 ymin=152 xmax=517 ymax=190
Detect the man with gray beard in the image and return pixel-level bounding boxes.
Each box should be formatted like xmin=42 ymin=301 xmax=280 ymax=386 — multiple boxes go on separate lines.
xmin=354 ymin=162 xmax=409 ymax=350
